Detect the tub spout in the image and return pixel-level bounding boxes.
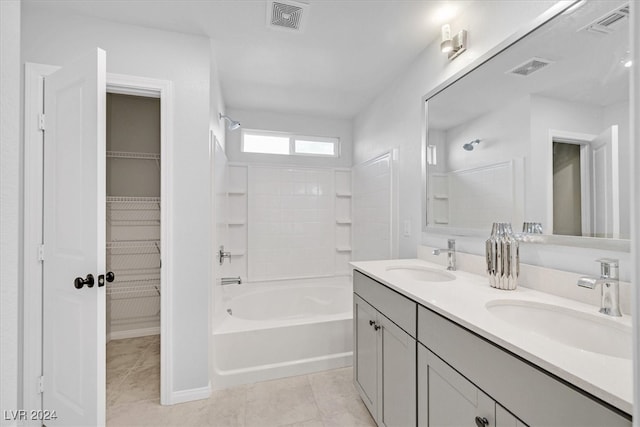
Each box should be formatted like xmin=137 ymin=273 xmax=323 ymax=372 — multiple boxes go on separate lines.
xmin=221 ymin=276 xmax=242 ymax=286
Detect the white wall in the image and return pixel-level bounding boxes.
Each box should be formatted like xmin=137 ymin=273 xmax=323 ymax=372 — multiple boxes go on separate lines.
xmin=354 ymin=0 xmax=558 ymax=259
xmin=444 ymin=96 xmax=530 ymax=172
xmin=22 ymin=8 xmax=214 ymax=395
xmin=210 ymin=45 xmax=227 ymax=153
xmin=225 ymin=108 xmax=352 ymax=168
xmin=1 ymin=1 xmax=21 ymax=423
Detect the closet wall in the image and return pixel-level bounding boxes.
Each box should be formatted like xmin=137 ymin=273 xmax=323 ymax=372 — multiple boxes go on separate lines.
xmin=106 ymin=93 xmax=161 ymax=340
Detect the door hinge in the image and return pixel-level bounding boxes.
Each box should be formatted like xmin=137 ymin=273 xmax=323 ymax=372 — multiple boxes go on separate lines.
xmin=38 ymin=114 xmax=45 ymax=131
xmin=38 ymin=376 xmax=44 ymax=393
xmin=38 ymin=245 xmax=45 ymax=261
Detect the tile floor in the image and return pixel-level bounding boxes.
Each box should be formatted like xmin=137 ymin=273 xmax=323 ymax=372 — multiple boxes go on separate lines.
xmin=106 ymin=336 xmax=375 ymax=427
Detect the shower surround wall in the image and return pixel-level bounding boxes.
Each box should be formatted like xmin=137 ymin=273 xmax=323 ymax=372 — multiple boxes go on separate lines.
xmin=249 ymin=166 xmax=334 ymax=280
xmin=224 ymin=164 xmax=352 ymax=281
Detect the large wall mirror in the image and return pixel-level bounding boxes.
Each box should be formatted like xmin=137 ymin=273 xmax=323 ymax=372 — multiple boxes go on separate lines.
xmin=423 ymin=1 xmax=631 ymax=249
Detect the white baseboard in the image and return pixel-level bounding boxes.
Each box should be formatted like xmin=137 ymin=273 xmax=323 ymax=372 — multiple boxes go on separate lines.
xmin=107 ymin=326 xmax=160 ymax=341
xmin=166 ymin=382 xmax=211 ymax=405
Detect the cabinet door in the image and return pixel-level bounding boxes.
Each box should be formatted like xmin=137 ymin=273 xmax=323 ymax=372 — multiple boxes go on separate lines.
xmin=418 ymin=345 xmax=494 ymax=427
xmin=496 ymin=404 xmax=528 ymax=427
xmin=379 ymin=314 xmax=416 ymax=427
xmin=354 ymin=294 xmax=379 ymax=418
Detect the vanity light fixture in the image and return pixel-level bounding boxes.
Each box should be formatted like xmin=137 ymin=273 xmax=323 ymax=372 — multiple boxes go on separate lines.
xmin=440 ymin=24 xmax=467 ymax=60
xmin=219 ymin=113 xmax=241 ymax=131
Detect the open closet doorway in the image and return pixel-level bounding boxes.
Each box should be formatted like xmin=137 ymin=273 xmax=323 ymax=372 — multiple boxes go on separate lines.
xmin=105 ymin=92 xmax=162 ymax=409
xmin=23 ymin=57 xmax=173 ymax=426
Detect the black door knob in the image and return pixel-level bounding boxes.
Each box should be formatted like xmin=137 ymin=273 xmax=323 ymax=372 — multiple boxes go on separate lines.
xmin=475 ymin=416 xmax=489 ymax=427
xmin=98 ymin=271 xmax=116 ymax=287
xmin=74 ymin=274 xmax=95 ymax=289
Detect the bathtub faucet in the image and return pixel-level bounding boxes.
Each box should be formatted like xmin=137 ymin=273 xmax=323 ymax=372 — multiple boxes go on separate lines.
xmin=221 ymin=276 xmax=242 ymax=286
xmin=218 ymin=245 xmax=232 ymax=265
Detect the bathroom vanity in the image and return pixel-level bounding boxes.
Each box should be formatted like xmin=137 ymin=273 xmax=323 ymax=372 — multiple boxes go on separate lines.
xmin=351 ymin=261 xmax=632 ymax=427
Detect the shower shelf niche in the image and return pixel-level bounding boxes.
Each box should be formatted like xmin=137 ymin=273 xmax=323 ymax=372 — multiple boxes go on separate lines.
xmin=429 ymin=172 xmax=450 ymax=227
xmin=334 ymin=169 xmax=352 ymax=275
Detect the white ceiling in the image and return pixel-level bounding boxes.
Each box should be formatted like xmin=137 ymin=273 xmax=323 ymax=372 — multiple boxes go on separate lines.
xmin=24 ymin=0 xmax=466 ymax=118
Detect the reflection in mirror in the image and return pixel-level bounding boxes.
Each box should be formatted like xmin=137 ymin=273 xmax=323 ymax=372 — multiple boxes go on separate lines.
xmin=424 ymin=1 xmax=630 ymax=241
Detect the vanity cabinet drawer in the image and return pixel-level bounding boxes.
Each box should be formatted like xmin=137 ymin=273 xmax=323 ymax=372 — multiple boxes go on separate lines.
xmin=353 ymin=270 xmax=416 ymax=338
xmin=418 ymin=305 xmax=631 ymax=426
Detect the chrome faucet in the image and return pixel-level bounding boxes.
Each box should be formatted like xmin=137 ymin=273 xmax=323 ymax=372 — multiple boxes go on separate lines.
xmin=577 ymin=258 xmax=621 ymax=317
xmin=218 ymin=245 xmax=231 ymax=265
xmin=433 ymin=239 xmax=456 ymax=271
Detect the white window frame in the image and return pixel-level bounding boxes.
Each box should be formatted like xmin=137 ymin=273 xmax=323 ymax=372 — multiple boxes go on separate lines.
xmin=241 ymin=129 xmax=340 ymax=158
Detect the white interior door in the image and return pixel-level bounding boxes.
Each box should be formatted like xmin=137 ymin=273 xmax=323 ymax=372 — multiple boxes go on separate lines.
xmin=43 ymin=48 xmax=107 ymax=426
xmin=590 ymin=125 xmax=619 ymax=238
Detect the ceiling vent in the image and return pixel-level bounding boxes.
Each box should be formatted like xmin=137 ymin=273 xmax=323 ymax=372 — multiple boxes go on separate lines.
xmin=581 ymin=3 xmax=629 ymax=35
xmin=267 ymin=0 xmax=309 ymax=32
xmin=506 ymin=57 xmax=554 ymax=77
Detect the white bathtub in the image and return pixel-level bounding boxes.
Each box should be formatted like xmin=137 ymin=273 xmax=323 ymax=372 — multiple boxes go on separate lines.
xmin=212 ymin=276 xmax=353 ymax=389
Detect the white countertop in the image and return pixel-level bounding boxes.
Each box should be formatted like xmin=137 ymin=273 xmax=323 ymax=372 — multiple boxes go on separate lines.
xmin=350 ymin=258 xmax=633 ymax=415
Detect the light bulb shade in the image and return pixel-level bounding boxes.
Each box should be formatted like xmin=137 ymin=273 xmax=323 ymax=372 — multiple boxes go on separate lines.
xmin=441 ymin=39 xmax=453 ymax=53
xmin=441 ymin=24 xmax=451 ymax=42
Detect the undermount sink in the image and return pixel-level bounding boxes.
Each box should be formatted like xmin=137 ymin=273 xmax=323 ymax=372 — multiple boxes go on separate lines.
xmin=385 ymin=266 xmax=455 ymax=282
xmin=486 ymin=299 xmax=631 ymax=359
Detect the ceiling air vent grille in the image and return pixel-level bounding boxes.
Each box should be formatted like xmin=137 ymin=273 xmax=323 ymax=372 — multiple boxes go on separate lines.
xmin=507 ymin=58 xmax=553 ymax=77
xmin=582 ymin=3 xmax=629 ymax=35
xmin=267 ymin=0 xmax=309 ymax=32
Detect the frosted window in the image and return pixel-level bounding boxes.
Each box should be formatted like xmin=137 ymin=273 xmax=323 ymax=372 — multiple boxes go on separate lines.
xmin=294 ymin=139 xmax=337 ymax=156
xmin=242 ymin=130 xmax=340 ymax=158
xmin=243 ymin=133 xmax=290 ymax=155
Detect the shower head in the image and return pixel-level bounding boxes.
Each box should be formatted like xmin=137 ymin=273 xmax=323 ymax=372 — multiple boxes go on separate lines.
xmin=219 ymin=113 xmax=241 ymax=131
xmin=463 ymin=139 xmax=481 ymax=151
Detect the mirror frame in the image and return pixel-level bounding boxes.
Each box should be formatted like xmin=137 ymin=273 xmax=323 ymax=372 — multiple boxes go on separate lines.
xmin=420 ymin=0 xmax=631 ymax=252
